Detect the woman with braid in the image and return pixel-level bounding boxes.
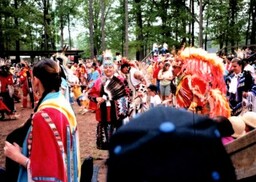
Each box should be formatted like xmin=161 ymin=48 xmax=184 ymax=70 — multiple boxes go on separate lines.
xmin=3 ymin=59 xmax=80 ymax=182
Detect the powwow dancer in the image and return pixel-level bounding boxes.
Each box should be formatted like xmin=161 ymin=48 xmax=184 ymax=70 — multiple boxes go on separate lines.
xmin=89 ymin=50 xmax=129 ymax=150
xmin=172 ymin=47 xmax=231 ymax=118
xmin=119 ymin=59 xmax=148 ymax=119
xmin=0 ymin=65 xmax=17 ymax=120
xmin=18 ymin=60 xmax=32 ymax=108
xmin=4 ymin=59 xmax=80 ymax=182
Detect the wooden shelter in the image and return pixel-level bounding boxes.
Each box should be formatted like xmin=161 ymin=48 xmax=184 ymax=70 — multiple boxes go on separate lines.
xmin=2 ymin=50 xmax=84 ymax=63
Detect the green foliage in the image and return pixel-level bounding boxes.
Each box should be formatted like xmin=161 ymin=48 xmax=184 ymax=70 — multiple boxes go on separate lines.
xmin=0 ymin=0 xmax=254 ymax=59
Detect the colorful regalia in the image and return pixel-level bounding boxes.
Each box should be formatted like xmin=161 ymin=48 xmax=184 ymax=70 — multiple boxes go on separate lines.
xmin=174 ymin=47 xmax=231 ymax=118
xmin=89 ymin=51 xmax=129 ymax=149
xmin=0 ymin=65 xmax=15 ymax=119
xmin=18 ymin=61 xmax=32 ymax=108
xmin=91 ymin=76 xmax=128 ymax=121
xmin=18 ymin=92 xmax=80 ymax=182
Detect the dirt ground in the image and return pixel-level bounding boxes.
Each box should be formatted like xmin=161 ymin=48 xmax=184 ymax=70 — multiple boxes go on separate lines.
xmin=0 ymin=102 xmax=108 ymax=182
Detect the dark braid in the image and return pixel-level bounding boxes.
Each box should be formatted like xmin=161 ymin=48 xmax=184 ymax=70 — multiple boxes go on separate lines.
xmin=33 ymin=90 xmax=50 ymax=113
xmin=23 ymin=90 xmax=50 ymax=125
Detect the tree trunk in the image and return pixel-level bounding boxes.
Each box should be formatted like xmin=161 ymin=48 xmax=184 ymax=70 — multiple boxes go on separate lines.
xmin=250 ymin=0 xmax=256 ymax=44
xmin=43 ymin=0 xmax=50 ymax=51
xmin=89 ymin=0 xmax=94 ymax=58
xmin=204 ymin=18 xmax=208 ymax=50
xmin=0 ymin=15 xmax=3 ymax=58
xmin=246 ymin=1 xmax=252 ymax=45
xmin=198 ymin=0 xmax=203 ymax=48
xmin=60 ymin=15 xmax=64 ymax=48
xmin=230 ymin=0 xmax=237 ymax=53
xmin=68 ymin=14 xmax=72 ymax=49
xmin=191 ymin=0 xmax=195 ymax=46
xmin=0 ymin=0 xmax=4 ymax=58
xmin=124 ymin=0 xmax=129 ymax=57
xmin=134 ymin=0 xmax=144 ymax=61
xmin=188 ymin=0 xmax=192 ymax=45
xmin=14 ymin=0 xmax=20 ymax=62
xmin=100 ymin=0 xmax=106 ymax=52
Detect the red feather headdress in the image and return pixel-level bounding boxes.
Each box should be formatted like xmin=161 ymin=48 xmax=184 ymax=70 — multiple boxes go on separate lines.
xmin=176 ymin=47 xmax=231 ymax=118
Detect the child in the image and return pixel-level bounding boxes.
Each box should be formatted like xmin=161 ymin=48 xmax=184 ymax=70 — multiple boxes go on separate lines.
xmin=147 ymin=84 xmax=162 ymax=108
xmin=70 ymin=82 xmax=84 ymax=113
xmin=80 ymin=89 xmax=90 ymax=114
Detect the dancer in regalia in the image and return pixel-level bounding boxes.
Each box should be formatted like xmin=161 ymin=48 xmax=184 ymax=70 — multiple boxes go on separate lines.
xmin=4 ymin=58 xmax=80 ymax=182
xmin=18 ymin=60 xmax=32 ymax=108
xmin=119 ymin=59 xmax=148 ymax=118
xmin=0 ymin=64 xmax=17 ymax=120
xmin=172 ymin=47 xmax=231 ymax=118
xmin=89 ymin=50 xmax=128 ymax=150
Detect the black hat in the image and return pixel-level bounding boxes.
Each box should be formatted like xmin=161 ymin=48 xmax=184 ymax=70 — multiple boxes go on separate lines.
xmin=107 ymin=106 xmax=236 ymax=182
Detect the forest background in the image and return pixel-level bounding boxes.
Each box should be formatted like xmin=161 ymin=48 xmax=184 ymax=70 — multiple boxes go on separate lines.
xmin=0 ymin=0 xmax=256 ymax=61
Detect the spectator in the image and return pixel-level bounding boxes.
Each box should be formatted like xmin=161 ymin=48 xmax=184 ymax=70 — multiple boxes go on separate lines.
xmin=213 ymin=116 xmax=235 ymax=145
xmin=158 ymin=62 xmax=173 ymax=101
xmin=147 ymin=84 xmax=162 ymax=108
xmin=226 ymin=58 xmax=254 ymax=116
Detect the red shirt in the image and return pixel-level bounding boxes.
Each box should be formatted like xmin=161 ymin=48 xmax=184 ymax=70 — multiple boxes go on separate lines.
xmin=0 ymin=74 xmax=13 ymax=92
xmin=153 ymin=67 xmax=161 ymax=79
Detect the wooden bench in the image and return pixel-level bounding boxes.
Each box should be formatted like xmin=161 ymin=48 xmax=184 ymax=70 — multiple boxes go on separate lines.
xmin=225 ymin=129 xmax=256 ymax=180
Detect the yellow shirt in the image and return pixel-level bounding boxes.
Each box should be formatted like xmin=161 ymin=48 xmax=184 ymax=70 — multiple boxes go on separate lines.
xmin=72 ymin=85 xmax=82 ymax=99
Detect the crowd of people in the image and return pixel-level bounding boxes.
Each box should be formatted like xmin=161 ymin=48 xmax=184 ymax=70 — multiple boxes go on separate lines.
xmin=0 ymin=44 xmax=256 ymax=181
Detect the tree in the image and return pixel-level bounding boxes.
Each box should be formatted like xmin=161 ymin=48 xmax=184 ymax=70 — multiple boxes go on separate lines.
xmin=88 ymin=0 xmax=95 ymax=58
xmin=249 ymin=0 xmax=256 ymax=44
xmin=100 ymin=0 xmax=106 ymax=51
xmin=124 ymin=0 xmax=129 ymax=57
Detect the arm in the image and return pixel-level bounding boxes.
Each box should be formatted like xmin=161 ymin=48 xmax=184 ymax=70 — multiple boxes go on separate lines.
xmin=157 ymin=70 xmax=163 ymax=80
xmin=134 ymin=71 xmax=147 ymax=85
xmin=243 ymin=72 xmax=254 ymax=98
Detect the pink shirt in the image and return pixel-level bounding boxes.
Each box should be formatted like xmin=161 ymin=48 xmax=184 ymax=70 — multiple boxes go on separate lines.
xmin=221 ymin=136 xmax=234 ymax=145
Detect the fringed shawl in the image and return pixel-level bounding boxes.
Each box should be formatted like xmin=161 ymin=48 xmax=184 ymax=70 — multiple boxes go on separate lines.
xmin=18 ymin=92 xmax=80 ymax=182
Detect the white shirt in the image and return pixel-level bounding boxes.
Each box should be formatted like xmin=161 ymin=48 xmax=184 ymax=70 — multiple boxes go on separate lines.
xmin=150 ymin=95 xmax=162 ymax=108
xmin=130 ymin=67 xmax=142 ymax=87
xmin=229 ymin=73 xmax=242 ymax=94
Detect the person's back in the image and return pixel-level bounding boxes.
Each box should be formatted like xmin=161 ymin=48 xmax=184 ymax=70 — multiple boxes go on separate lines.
xmin=3 ymin=59 xmax=80 ymax=182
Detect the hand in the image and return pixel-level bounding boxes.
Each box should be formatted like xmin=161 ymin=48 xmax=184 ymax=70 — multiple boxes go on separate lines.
xmin=4 ymin=141 xmax=22 ymax=163
xmin=188 ymin=102 xmax=197 ymax=112
xmin=242 ymin=92 xmax=248 ymax=98
xmin=137 ymin=92 xmax=144 ymax=98
xmin=96 ymin=97 xmax=105 ymax=105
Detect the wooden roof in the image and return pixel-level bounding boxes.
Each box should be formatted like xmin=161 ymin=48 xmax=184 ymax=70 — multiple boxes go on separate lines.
xmin=3 ymin=50 xmax=84 ymax=57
